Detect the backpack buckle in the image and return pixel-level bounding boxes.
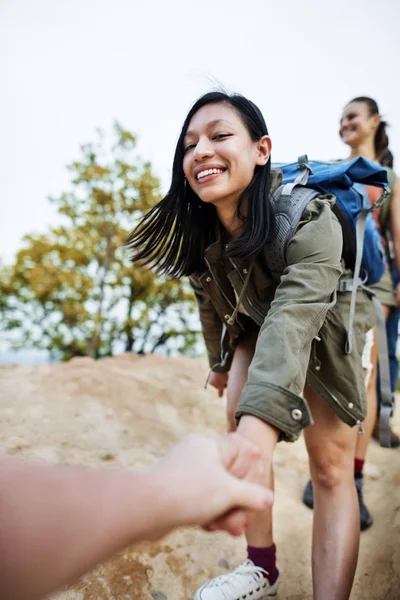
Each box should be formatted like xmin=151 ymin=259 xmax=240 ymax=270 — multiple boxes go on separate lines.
xmin=371 ymin=186 xmax=391 ymax=211
xmin=297 ymin=155 xmax=313 ymax=175
xmin=293 ymin=155 xmax=313 ymax=186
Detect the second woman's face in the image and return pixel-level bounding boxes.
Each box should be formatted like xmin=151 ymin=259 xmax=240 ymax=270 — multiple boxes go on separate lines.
xmin=339 ymin=101 xmax=378 ymax=148
xmin=183 ymin=103 xmax=271 ymax=208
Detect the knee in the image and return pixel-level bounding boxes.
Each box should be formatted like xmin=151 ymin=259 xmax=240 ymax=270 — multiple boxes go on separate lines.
xmin=309 ymin=452 xmax=353 ymax=491
xmin=311 ymin=463 xmax=344 ymax=491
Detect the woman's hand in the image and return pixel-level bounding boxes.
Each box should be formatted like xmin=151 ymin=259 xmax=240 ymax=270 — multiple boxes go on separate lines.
xmin=208 ymin=371 xmax=228 ymax=397
xmin=155 ymin=433 xmax=272 ymax=536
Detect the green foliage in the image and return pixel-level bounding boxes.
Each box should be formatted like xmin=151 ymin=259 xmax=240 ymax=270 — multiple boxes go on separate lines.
xmin=0 ymin=124 xmax=201 ymax=360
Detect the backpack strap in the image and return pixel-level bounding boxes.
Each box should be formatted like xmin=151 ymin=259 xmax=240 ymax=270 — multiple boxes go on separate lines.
xmin=337 ymin=180 xmax=393 ymax=446
xmin=337 ymin=183 xmax=389 ymax=352
xmin=336 ymin=279 xmax=393 ymax=446
xmin=279 ymin=154 xmax=313 ymax=196
xmin=371 ymin=295 xmax=393 ymax=448
xmin=266 ymin=183 xmax=319 ymax=274
xmin=337 ymin=197 xmax=370 ymax=355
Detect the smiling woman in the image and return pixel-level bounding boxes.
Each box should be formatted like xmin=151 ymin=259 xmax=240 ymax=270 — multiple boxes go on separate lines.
xmin=125 ymin=93 xmax=276 ymax=277
xmin=182 ymin=105 xmax=272 ymax=237
xmin=125 ymin=91 xmax=376 ymax=600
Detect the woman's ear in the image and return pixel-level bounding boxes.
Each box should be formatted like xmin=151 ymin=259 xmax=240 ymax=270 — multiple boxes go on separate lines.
xmin=371 ymin=113 xmax=381 ymax=132
xmin=255 ymin=135 xmax=272 ymax=166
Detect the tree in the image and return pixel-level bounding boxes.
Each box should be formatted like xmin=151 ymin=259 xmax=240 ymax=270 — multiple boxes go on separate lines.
xmin=0 ymin=124 xmax=200 ymax=361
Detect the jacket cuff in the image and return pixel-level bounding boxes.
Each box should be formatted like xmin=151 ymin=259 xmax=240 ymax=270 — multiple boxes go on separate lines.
xmin=208 ymin=352 xmax=233 ymax=373
xmin=236 ymin=382 xmax=313 ymax=442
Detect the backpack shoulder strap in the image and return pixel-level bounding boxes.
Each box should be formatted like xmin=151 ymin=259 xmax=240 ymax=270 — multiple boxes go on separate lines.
xmin=265 ymin=184 xmax=319 ymax=274
xmin=379 ymin=166 xmax=396 ymax=230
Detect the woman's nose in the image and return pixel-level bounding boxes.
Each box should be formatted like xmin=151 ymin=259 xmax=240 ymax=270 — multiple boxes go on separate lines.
xmin=193 ymin=137 xmax=214 ymax=160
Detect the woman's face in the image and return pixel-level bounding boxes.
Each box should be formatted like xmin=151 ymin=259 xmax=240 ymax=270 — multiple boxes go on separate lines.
xmin=339 ymin=101 xmax=379 ymax=148
xmin=183 ymin=103 xmax=271 ymax=208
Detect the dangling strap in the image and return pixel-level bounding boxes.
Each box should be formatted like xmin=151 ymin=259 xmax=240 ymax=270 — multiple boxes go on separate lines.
xmin=371 ymin=295 xmax=393 ymax=448
xmin=338 ymin=181 xmax=389 ymax=354
xmin=341 ymin=207 xmax=369 ymax=354
xmin=204 ymin=265 xmax=254 ymax=389
xmin=224 ymin=264 xmax=254 ymax=326
xmin=204 ymin=323 xmax=231 ymax=389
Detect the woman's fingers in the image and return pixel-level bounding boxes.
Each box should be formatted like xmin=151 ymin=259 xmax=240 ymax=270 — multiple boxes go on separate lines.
xmin=203 ymin=508 xmax=250 ymax=536
xmin=219 ymin=433 xmax=263 ymax=481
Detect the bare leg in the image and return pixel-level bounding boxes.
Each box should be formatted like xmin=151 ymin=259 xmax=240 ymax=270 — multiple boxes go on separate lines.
xmin=237 ymin=415 xmax=279 ymax=547
xmin=304 ymin=386 xmax=359 ymax=600
xmin=226 ymin=331 xmax=278 ymax=547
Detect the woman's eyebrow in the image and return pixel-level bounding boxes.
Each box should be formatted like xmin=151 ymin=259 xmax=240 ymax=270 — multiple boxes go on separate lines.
xmin=184 ymin=119 xmax=232 ymax=138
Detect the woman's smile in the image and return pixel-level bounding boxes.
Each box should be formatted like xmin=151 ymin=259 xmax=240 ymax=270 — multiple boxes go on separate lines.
xmin=183 ymin=103 xmax=269 ymax=208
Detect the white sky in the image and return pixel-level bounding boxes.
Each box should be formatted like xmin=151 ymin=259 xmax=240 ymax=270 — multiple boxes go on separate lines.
xmin=1 ymin=0 xmax=399 ymax=264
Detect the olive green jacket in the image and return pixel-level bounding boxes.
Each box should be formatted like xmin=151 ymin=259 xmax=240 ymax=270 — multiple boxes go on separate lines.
xmin=190 ymin=172 xmax=344 ymax=441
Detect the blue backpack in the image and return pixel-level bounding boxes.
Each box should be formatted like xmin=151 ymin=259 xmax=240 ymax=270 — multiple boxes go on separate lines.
xmin=268 ymin=156 xmax=393 ymax=448
xmin=270 ymin=155 xmax=388 ymax=287
xmin=267 ymin=156 xmax=389 ymax=354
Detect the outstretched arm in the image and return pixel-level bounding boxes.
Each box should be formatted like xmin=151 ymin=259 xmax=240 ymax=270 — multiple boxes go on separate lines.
xmin=0 ymin=433 xmax=272 ymax=600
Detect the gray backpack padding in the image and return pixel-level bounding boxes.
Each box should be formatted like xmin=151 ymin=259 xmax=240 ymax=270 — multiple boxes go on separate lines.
xmin=265 ymin=184 xmax=319 ymax=274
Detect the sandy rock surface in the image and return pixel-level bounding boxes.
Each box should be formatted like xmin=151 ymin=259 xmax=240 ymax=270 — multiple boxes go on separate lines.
xmin=0 ymin=354 xmax=399 ymax=600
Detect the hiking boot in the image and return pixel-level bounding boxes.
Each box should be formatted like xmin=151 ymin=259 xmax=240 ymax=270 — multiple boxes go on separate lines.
xmin=372 ymin=418 xmax=400 ymax=448
xmin=193 ymin=560 xmax=280 ymax=600
xmin=301 ymin=478 xmax=373 ymax=531
xmin=355 ymin=476 xmax=373 ymax=530
xmin=302 ymin=479 xmax=314 ymax=509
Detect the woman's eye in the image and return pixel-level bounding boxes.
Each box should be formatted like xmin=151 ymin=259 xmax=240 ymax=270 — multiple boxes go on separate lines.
xmin=213 ymin=133 xmax=232 ymax=140
xmin=184 ymin=143 xmax=196 ymax=153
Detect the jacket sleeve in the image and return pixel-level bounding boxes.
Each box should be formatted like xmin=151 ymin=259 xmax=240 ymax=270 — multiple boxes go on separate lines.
xmin=189 ymin=276 xmax=233 ymax=373
xmin=236 ymin=196 xmax=343 ymax=441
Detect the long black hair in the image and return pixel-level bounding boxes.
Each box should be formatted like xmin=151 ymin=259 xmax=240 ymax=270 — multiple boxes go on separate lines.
xmin=125 ymin=91 xmax=274 ymax=277
xmin=348 ymin=96 xmax=393 ymax=167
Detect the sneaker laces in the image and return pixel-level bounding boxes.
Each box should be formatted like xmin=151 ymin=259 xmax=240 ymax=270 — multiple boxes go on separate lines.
xmin=206 ymin=560 xmax=269 ymax=593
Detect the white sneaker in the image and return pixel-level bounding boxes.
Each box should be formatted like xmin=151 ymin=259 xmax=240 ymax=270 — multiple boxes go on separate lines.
xmin=193 ymin=560 xmax=280 ymax=599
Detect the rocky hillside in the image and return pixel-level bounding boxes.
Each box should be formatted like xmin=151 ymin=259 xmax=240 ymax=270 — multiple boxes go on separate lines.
xmin=0 ymin=354 xmax=399 ymax=600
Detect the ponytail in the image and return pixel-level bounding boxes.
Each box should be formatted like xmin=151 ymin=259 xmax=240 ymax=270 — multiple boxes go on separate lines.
xmin=374 ymin=120 xmax=390 ymax=165
xmin=379 ymin=149 xmax=394 ymax=169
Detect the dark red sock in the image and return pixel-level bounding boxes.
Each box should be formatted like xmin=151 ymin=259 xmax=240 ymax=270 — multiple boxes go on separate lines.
xmin=354 ymin=458 xmax=364 ymax=478
xmin=247 ymin=544 xmax=279 ymax=585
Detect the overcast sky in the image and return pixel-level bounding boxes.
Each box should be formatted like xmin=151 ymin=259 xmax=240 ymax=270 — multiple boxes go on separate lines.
xmin=1 ymin=0 xmax=399 ymax=264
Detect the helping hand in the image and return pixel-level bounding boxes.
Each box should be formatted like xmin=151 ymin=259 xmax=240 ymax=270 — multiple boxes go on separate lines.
xmin=155 ymin=433 xmax=272 ymax=537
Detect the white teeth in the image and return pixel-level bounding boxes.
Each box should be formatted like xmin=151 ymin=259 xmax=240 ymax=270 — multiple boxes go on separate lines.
xmin=197 ymin=168 xmax=224 ymax=180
